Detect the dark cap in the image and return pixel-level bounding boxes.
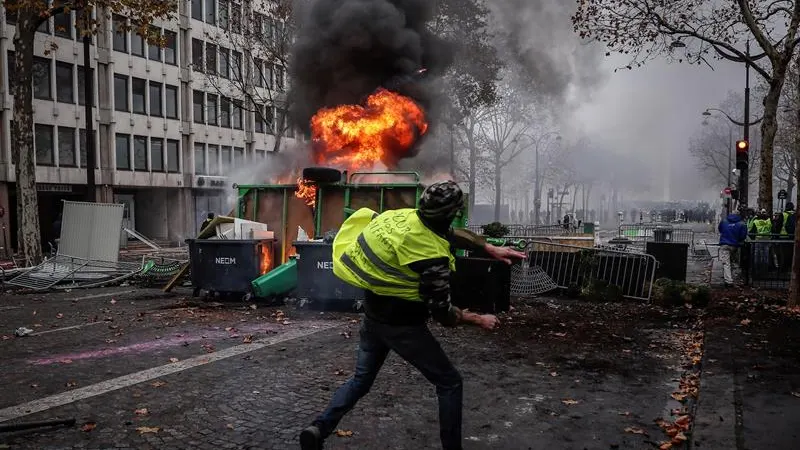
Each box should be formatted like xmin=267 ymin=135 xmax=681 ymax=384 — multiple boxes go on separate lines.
xmin=418 ymin=181 xmax=464 ymax=222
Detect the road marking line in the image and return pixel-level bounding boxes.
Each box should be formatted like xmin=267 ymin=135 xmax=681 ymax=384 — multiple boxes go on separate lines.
xmin=69 ymin=290 xmax=137 ymax=301
xmin=0 ymin=322 xmax=340 ymax=423
xmin=30 ymin=321 xmax=106 ymax=336
xmin=0 ymin=306 xmax=21 ymax=311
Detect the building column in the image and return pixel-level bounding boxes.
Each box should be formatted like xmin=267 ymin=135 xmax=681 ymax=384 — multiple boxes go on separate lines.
xmin=0 ymin=182 xmax=11 ymax=258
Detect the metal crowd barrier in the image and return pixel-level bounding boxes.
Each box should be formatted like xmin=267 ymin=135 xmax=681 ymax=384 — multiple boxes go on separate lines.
xmin=466 ymin=224 xmax=582 ymax=237
xmin=525 ymin=240 xmax=658 ymax=301
xmin=618 ymin=224 xmax=695 ymax=251
xmin=741 ymin=239 xmax=794 ymax=290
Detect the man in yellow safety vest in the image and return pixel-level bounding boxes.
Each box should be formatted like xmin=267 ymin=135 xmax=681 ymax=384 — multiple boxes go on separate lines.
xmin=299 ymin=180 xmax=526 ymax=450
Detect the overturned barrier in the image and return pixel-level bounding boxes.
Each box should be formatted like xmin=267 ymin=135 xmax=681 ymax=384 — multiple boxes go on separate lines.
xmin=526 ymin=240 xmax=658 ymax=301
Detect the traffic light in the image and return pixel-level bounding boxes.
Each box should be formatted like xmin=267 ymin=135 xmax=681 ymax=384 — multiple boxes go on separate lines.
xmin=735 ymin=139 xmax=749 ymax=169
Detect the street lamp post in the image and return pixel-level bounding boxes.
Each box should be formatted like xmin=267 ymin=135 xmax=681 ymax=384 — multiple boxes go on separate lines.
xmin=533 ymin=132 xmax=560 ymax=225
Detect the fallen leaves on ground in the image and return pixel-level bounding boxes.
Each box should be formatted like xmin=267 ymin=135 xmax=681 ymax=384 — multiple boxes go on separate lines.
xmin=226 ymin=423 xmax=235 ymax=430
xmin=740 ymin=318 xmax=752 ymax=326
xmin=60 ymin=359 xmax=73 ymax=364
xmin=335 ymin=429 xmax=353 ymax=437
xmin=659 ymin=442 xmax=673 ymax=450
xmin=335 ymin=369 xmax=346 ymax=376
xmin=80 ymin=422 xmax=96 ymax=432
xmin=136 ymin=426 xmax=160 ymax=434
xmin=243 ymin=334 xmax=253 ymax=343
xmin=151 ymin=381 xmax=167 ymax=388
xmin=55 ymin=313 xmax=63 ymax=319
xmin=201 ymin=343 xmax=215 ymax=353
xmin=551 ymin=332 xmax=567 ymax=337
xmin=134 ymin=408 xmax=149 ymax=416
xmin=110 ymin=299 xmax=117 ymax=304
xmin=29 ymin=384 xmax=38 ymax=388
xmin=341 ymin=331 xmax=352 ymax=339
xmin=169 ymin=357 xmax=179 ymax=363
xmin=65 ymin=381 xmax=77 ymax=388
xmin=792 ymin=392 xmax=800 ymax=398
xmin=561 ymin=399 xmax=579 ymax=405
xmin=624 ymin=427 xmax=647 ymax=435
xmin=550 ymin=371 xmax=559 ymax=377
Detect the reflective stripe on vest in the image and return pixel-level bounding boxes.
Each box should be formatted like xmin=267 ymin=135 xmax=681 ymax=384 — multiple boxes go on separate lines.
xmin=332 ymin=208 xmax=455 ymax=301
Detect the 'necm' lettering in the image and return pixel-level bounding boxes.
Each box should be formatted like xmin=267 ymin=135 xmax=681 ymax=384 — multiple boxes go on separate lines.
xmin=215 ymin=257 xmax=236 ymax=264
xmin=317 ymin=261 xmax=333 ymax=270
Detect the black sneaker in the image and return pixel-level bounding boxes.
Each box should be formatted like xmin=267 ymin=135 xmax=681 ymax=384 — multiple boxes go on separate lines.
xmin=299 ymin=425 xmax=322 ymax=450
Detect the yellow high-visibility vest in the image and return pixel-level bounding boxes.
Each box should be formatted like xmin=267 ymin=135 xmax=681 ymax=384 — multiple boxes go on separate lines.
xmin=332 ymin=208 xmax=455 ymax=301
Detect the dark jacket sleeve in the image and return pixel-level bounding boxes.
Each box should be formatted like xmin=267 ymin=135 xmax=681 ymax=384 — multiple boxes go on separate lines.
xmin=408 ymin=257 xmax=460 ymax=327
xmin=447 ymin=228 xmax=487 ymax=251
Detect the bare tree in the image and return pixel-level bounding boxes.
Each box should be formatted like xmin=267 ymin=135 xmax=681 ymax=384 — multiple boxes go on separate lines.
xmin=472 ymin=85 xmax=542 ymax=221
xmin=5 ymin=1 xmax=174 ymax=264
xmin=204 ymin=0 xmax=296 ymax=153
xmin=573 ymin=0 xmax=800 ymax=212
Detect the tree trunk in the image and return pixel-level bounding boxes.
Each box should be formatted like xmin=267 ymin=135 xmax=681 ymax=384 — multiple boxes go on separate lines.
xmin=11 ymin=26 xmax=42 ymax=265
xmin=468 ymin=137 xmax=477 ymax=216
xmin=493 ymin=161 xmax=501 ymax=222
xmin=789 ymin=159 xmax=800 ymax=307
xmin=759 ymin=68 xmax=789 ymax=212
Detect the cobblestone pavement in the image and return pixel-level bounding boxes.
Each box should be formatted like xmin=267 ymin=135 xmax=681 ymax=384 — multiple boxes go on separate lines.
xmin=1 ymin=287 xmax=696 ymax=450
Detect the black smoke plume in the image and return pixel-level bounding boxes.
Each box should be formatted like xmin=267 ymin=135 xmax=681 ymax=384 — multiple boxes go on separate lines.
xmin=288 ymin=0 xmax=453 ymax=134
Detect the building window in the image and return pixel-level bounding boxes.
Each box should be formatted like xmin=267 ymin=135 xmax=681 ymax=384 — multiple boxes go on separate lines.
xmin=233 ymin=146 xmax=244 ymax=168
xmin=207 ymin=94 xmax=218 ymax=126
xmin=149 ymin=81 xmax=163 ymax=117
xmin=232 ymin=100 xmax=242 ymax=129
xmin=112 ymin=15 xmax=127 ymax=53
xmin=133 ymin=135 xmax=148 ymax=171
xmin=219 ymin=0 xmax=229 ymax=29
xmin=54 ymin=10 xmax=72 ymax=39
xmin=79 ymin=129 xmax=96 ymax=168
xmin=132 ymin=77 xmax=146 ymax=114
xmin=231 ymin=1 xmax=241 ymax=34
xmin=164 ymin=30 xmax=177 ymax=65
xmin=194 ymin=143 xmax=206 ymax=174
xmin=165 ymin=85 xmax=179 ymax=119
xmin=167 ymin=139 xmax=179 ymax=172
xmin=151 ymin=138 xmax=164 ymax=172
xmin=37 ymin=10 xmax=49 ymax=33
xmin=275 ymin=65 xmax=285 ymax=90
xmin=58 ymin=127 xmax=76 ymax=167
xmin=55 ymin=61 xmax=73 ymax=103
xmin=255 ymin=149 xmax=265 ymax=160
xmin=255 ymin=105 xmax=264 ymax=133
xmin=6 ymin=51 xmax=15 ymax=90
xmin=193 ymin=91 xmax=205 ymax=123
xmin=264 ymin=105 xmax=274 ymax=134
xmin=191 ymin=0 xmax=203 ymax=21
xmin=205 ymin=0 xmax=216 ymax=24
xmin=114 ymin=74 xmax=128 ymax=111
xmin=219 ymin=47 xmax=229 ymax=78
xmin=33 ymin=57 xmax=51 ymax=100
xmin=207 ymin=144 xmax=219 ymax=175
xmin=254 ymin=59 xmax=264 ymax=87
xmin=231 ymin=50 xmax=242 ymax=80
xmin=206 ymin=43 xmax=217 ymax=75
xmin=77 ymin=66 xmax=94 ymax=106
xmin=131 ymin=30 xmax=145 ymax=57
xmin=220 ymin=146 xmax=231 ymax=170
xmin=116 ymin=134 xmax=131 ymax=170
xmin=220 ymin=97 xmax=230 ymax=127
xmin=148 ymin=26 xmax=162 ymax=61
xmin=35 ymin=124 xmax=55 ymax=166
xmin=191 ymin=39 xmax=204 ymax=72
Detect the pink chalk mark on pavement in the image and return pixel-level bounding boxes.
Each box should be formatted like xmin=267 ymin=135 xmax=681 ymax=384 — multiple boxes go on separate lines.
xmin=28 ymin=323 xmax=283 ymax=366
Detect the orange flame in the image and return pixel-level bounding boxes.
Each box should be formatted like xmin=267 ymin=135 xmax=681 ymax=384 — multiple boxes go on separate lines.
xmin=295 ymin=177 xmax=317 ymax=207
xmin=260 ymin=243 xmax=273 ymax=275
xmin=310 ymin=88 xmax=428 ymax=169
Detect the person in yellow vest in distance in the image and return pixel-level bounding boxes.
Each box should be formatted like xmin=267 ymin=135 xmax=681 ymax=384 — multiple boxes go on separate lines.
xmin=299 ymin=181 xmax=526 ymax=450
xmin=749 ymin=209 xmax=773 ymax=269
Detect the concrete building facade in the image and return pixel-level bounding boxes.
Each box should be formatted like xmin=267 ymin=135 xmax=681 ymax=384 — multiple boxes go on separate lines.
xmin=0 ymin=0 xmax=299 ymax=253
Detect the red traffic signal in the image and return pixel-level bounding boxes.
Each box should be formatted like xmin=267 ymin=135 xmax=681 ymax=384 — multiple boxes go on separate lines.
xmin=736 ymin=140 xmax=749 ymax=154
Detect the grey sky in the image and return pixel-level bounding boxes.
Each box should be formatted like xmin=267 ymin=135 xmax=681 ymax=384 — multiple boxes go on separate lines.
xmin=573 ymin=54 xmax=748 ymax=203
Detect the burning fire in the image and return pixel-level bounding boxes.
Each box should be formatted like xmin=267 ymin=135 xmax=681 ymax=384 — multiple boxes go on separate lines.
xmin=260 ymin=244 xmax=273 ymax=275
xmin=310 ymin=88 xmax=428 ymax=169
xmin=295 ymin=177 xmax=317 ymax=207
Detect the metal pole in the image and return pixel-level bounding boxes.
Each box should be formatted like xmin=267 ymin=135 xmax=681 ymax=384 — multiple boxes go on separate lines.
xmin=728 ymin=127 xmax=732 ymax=214
xmin=534 ymin=143 xmax=540 ymax=225
xmin=83 ymin=6 xmax=96 ymax=202
xmin=740 ymin=40 xmax=750 ymax=210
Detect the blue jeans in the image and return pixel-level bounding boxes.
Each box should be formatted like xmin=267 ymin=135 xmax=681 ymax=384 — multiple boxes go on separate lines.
xmin=313 ymin=317 xmax=464 ymax=450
